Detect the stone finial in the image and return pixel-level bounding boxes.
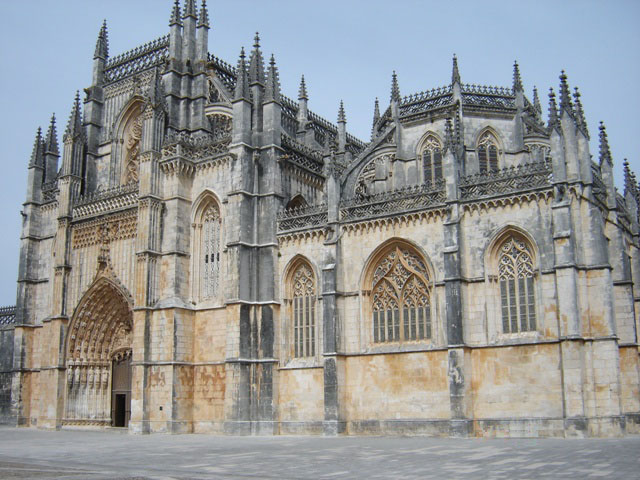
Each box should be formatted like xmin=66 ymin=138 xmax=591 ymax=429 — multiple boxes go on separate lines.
xmin=249 ymin=32 xmax=265 ymax=84
xmin=452 ymin=54 xmax=461 ymax=85
xmin=29 ymin=127 xmax=44 ymax=167
xmin=45 ymin=114 xmax=59 ymax=155
xmin=558 ymin=70 xmax=573 ymax=114
xmin=298 ymin=75 xmax=308 ymax=101
xmin=512 ymin=61 xmax=523 ymax=92
xmin=532 ymin=86 xmax=542 ymax=116
xmin=264 ymin=54 xmax=280 ymax=103
xmin=183 ymin=0 xmax=197 ymax=18
xmin=337 ymin=100 xmax=346 ymax=124
xmin=64 ymin=91 xmax=83 ymax=140
xmin=94 ymin=20 xmax=109 ymax=60
xmin=390 ymin=71 xmax=400 ymax=103
xmin=547 ymin=88 xmax=558 ymax=130
xmin=573 ymin=87 xmax=588 ymax=137
xmin=598 ymin=122 xmax=612 ymax=166
xmin=198 ymin=0 xmax=209 ymax=28
xmin=169 ymin=0 xmax=182 ymax=26
xmin=234 ymin=47 xmax=249 ymax=100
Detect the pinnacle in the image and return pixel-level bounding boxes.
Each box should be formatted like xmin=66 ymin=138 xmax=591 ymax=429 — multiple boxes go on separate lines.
xmin=532 ymin=86 xmax=542 ymax=115
xmin=264 ymin=54 xmax=280 ymax=103
xmin=198 ymin=0 xmax=209 ymax=28
xmin=558 ymin=70 xmax=573 ymax=114
xmin=371 ymin=97 xmax=380 ymax=140
xmin=338 ymin=100 xmax=346 ymax=123
xmin=452 ymin=54 xmax=461 ymax=85
xmin=390 ymin=71 xmax=400 ymax=103
xmin=599 ymin=121 xmax=611 ymax=166
xmin=512 ymin=61 xmax=522 ymax=91
xmin=29 ymin=127 xmax=44 ymax=167
xmin=234 ymin=47 xmax=249 ymax=100
xmin=249 ymin=32 xmax=265 ymax=84
xmin=298 ymin=75 xmax=308 ymax=101
xmin=45 ymin=113 xmax=59 ymax=155
xmin=547 ymin=87 xmax=558 ymax=130
xmin=183 ymin=0 xmax=197 ymax=19
xmin=444 ymin=117 xmax=454 ymax=151
xmin=65 ymin=91 xmax=83 ymax=138
xmin=254 ymin=32 xmax=260 ymax=49
xmin=169 ymin=0 xmax=182 ymax=26
xmin=573 ymin=86 xmax=588 ymax=136
xmin=94 ymin=19 xmax=109 ymax=60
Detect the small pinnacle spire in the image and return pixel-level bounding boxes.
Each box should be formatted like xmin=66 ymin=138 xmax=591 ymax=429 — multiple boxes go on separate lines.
xmin=169 ymin=0 xmax=182 ymax=26
xmin=183 ymin=0 xmax=197 ymax=18
xmin=29 ymin=127 xmax=44 ymax=167
xmin=390 ymin=71 xmax=400 ymax=103
xmin=573 ymin=87 xmax=588 ymax=136
xmin=444 ymin=117 xmax=455 ymax=151
xmin=198 ymin=0 xmax=209 ymax=28
xmin=512 ymin=61 xmax=523 ymax=91
xmin=64 ymin=91 xmax=83 ymax=139
xmin=547 ymin=88 xmax=558 ymax=130
xmin=558 ymin=70 xmax=573 ymax=114
xmin=623 ymin=158 xmax=633 ymax=196
xmin=264 ymin=54 xmax=280 ymax=103
xmin=254 ymin=32 xmax=260 ymax=49
xmin=45 ymin=114 xmax=59 ymax=155
xmin=452 ymin=54 xmax=461 ymax=85
xmin=234 ymin=47 xmax=249 ymax=100
xmin=249 ymin=32 xmax=265 ymax=84
xmin=532 ymin=86 xmax=542 ymax=115
xmin=298 ymin=75 xmax=308 ymax=101
xmin=371 ymin=97 xmax=380 ymax=140
xmin=454 ymin=110 xmax=462 ymax=146
xmin=94 ymin=20 xmax=109 ymax=60
xmin=338 ymin=100 xmax=346 ymax=123
xmin=599 ymin=122 xmax=612 ymax=166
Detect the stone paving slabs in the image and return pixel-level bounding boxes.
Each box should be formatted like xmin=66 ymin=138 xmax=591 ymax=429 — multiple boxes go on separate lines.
xmin=0 ymin=427 xmax=638 ymax=479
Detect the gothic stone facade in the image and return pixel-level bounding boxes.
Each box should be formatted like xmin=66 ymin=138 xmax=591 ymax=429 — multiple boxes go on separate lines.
xmin=2 ymin=0 xmax=640 ymax=437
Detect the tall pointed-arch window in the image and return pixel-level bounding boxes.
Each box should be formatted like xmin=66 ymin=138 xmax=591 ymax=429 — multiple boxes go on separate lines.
xmin=477 ymin=131 xmax=499 ymax=173
xmin=498 ymin=236 xmax=536 ymax=333
xmin=370 ymin=246 xmax=431 ymax=343
xmin=201 ymin=203 xmax=221 ymax=300
xmin=290 ymin=261 xmax=316 ymax=358
xmin=421 ymin=136 xmax=443 ymax=186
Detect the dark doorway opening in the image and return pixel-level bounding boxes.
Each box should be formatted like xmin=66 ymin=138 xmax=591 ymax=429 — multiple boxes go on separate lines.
xmin=114 ymin=394 xmax=126 ymax=427
xmin=111 ymin=352 xmax=131 ymax=428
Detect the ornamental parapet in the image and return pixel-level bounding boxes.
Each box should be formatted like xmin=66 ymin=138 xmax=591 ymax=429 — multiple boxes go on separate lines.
xmin=104 ymin=35 xmax=169 ymax=84
xmin=277 ymin=204 xmax=328 ymax=233
xmin=459 ymin=160 xmax=552 ymax=201
xmin=72 ymin=182 xmax=139 ymax=220
xmin=0 ymin=306 xmax=16 ymax=326
xmin=162 ymin=131 xmax=231 ymax=162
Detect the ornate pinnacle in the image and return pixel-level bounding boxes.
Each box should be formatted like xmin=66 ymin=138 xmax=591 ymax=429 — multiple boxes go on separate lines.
xmin=198 ymin=0 xmax=209 ymax=28
xmin=298 ymin=75 xmax=308 ymax=101
xmin=444 ymin=117 xmax=455 ymax=152
xmin=452 ymin=54 xmax=461 ymax=85
xmin=371 ymin=97 xmax=380 ymax=140
xmin=29 ymin=127 xmax=44 ymax=167
xmin=512 ymin=61 xmax=523 ymax=92
xmin=169 ymin=0 xmax=182 ymax=26
xmin=338 ymin=100 xmax=346 ymax=123
xmin=390 ymin=71 xmax=400 ymax=103
xmin=454 ymin=110 xmax=462 ymax=147
xmin=558 ymin=70 xmax=573 ymax=114
xmin=183 ymin=0 xmax=197 ymax=18
xmin=264 ymin=54 xmax=280 ymax=103
xmin=573 ymin=87 xmax=588 ymax=137
xmin=45 ymin=114 xmax=59 ymax=155
xmin=234 ymin=47 xmax=249 ymax=100
xmin=64 ymin=91 xmax=83 ymax=140
xmin=598 ymin=122 xmax=612 ymax=166
xmin=94 ymin=20 xmax=109 ymax=60
xmin=547 ymin=88 xmax=559 ymax=130
xmin=249 ymin=32 xmax=265 ymax=84
xmin=623 ymin=159 xmax=633 ymax=197
xmin=532 ymin=86 xmax=542 ymax=116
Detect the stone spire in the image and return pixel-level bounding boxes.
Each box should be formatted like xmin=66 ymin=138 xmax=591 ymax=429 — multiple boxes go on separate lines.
xmin=547 ymin=88 xmax=559 ymax=131
xmin=599 ymin=122 xmax=612 ymax=166
xmin=371 ymin=97 xmax=380 ymax=140
xmin=29 ymin=127 xmax=44 ymax=168
xmin=183 ymin=0 xmax=197 ymax=18
xmin=573 ymin=87 xmax=588 ymax=137
xmin=249 ymin=32 xmax=265 ymax=84
xmin=337 ymin=101 xmax=346 ymax=152
xmin=94 ymin=20 xmax=109 ymax=60
xmin=624 ymin=159 xmax=634 ymax=197
xmin=512 ymin=61 xmax=523 ymax=92
xmin=45 ymin=114 xmax=59 ymax=155
xmin=532 ymin=86 xmax=542 ymax=116
xmin=337 ymin=100 xmax=346 ymax=124
xmin=558 ymin=70 xmax=573 ymax=115
xmin=169 ymin=0 xmax=182 ymax=25
xmin=390 ymin=71 xmax=400 ymax=103
xmin=264 ymin=54 xmax=280 ymax=103
xmin=64 ymin=91 xmax=83 ymax=140
xmin=198 ymin=0 xmax=209 ymax=28
xmin=298 ymin=75 xmax=308 ymax=100
xmin=451 ymin=54 xmax=461 ymax=85
xmin=234 ymin=47 xmax=249 ymax=100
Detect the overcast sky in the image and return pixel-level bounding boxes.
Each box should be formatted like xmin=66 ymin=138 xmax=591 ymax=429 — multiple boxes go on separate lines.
xmin=0 ymin=0 xmax=638 ymax=305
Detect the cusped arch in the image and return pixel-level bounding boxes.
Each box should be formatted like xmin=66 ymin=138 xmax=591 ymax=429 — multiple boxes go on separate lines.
xmin=474 ymin=125 xmax=504 ymax=151
xmin=191 ymin=190 xmax=224 ymax=303
xmin=485 ymin=224 xmax=539 ymax=272
xmin=416 ymin=131 xmax=444 ymax=157
xmin=282 ymin=254 xmax=319 ymax=299
xmin=192 ymin=189 xmax=223 ymax=224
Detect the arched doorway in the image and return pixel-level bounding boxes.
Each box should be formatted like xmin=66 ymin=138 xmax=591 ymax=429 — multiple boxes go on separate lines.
xmin=64 ymin=276 xmax=133 ymax=427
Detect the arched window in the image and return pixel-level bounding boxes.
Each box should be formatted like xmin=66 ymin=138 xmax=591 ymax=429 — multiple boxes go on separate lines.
xmin=288 ymin=260 xmax=316 ymax=358
xmin=497 ymin=236 xmax=536 ymax=333
xmin=421 ymin=136 xmax=443 ymax=186
xmin=370 ymin=246 xmax=431 ymax=343
xmin=477 ymin=131 xmax=499 ymax=173
xmin=201 ymin=204 xmax=221 ymax=300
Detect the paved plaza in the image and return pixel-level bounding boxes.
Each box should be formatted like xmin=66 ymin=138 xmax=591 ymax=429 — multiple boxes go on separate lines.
xmin=0 ymin=427 xmax=638 ymax=479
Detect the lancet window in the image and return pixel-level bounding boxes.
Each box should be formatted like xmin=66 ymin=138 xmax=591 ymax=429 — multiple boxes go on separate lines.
xmin=290 ymin=262 xmax=317 ymax=358
xmin=477 ymin=131 xmax=499 ymax=173
xmin=370 ymin=246 xmax=431 ymax=343
xmin=421 ymin=136 xmax=443 ymax=186
xmin=201 ymin=204 xmax=221 ymax=300
xmin=497 ymin=236 xmax=536 ymax=333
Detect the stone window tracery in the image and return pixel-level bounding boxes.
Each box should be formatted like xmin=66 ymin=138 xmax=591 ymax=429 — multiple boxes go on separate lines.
xmin=497 ymin=236 xmax=536 ymax=333
xmin=421 ymin=136 xmax=443 ymax=186
xmin=477 ymin=131 xmax=499 ymax=173
xmin=201 ymin=204 xmax=221 ymax=300
xmin=370 ymin=246 xmax=431 ymax=343
xmin=290 ymin=262 xmax=316 ymax=358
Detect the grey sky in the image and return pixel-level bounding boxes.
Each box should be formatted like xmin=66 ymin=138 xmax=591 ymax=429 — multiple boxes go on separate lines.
xmin=0 ymin=0 xmax=638 ymax=305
